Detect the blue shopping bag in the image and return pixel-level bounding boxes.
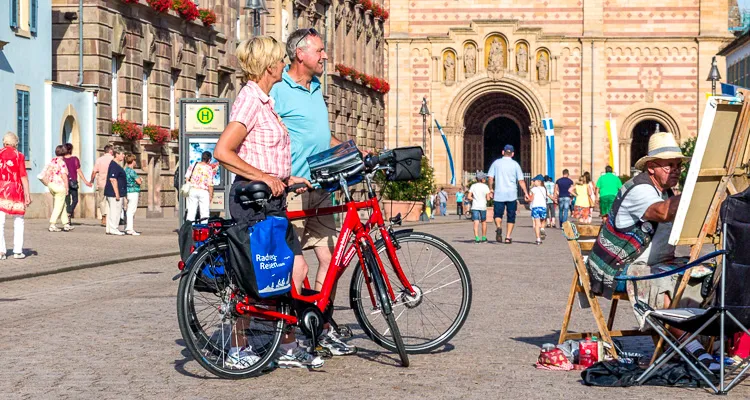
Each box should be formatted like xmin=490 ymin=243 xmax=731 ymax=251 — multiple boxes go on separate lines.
xmin=227 ymin=216 xmax=294 ymax=298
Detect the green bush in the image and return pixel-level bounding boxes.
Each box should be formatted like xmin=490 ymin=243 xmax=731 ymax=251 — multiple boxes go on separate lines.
xmin=679 ymin=136 xmax=697 ymax=189
xmin=377 ymin=156 xmax=435 ymax=202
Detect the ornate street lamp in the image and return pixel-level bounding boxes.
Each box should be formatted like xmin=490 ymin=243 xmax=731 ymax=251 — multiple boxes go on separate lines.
xmin=244 ymin=0 xmax=269 ymax=37
xmin=419 ymin=97 xmax=430 ymax=151
xmin=707 ymin=56 xmax=722 ymax=96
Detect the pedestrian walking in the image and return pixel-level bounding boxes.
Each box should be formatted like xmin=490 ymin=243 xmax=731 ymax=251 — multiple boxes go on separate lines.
xmin=62 ymin=143 xmax=92 ymax=224
xmin=455 ymin=186 xmax=464 ymax=219
xmin=124 ymin=153 xmax=142 ymax=235
xmin=90 ymin=144 xmax=114 ymax=226
xmin=543 ymin=175 xmax=556 ymax=228
xmin=595 ymin=165 xmax=622 ymax=221
xmin=571 ymin=174 xmax=593 ymax=224
xmin=438 ymin=187 xmax=448 ymax=216
xmin=468 ymin=172 xmax=491 ymax=243
xmin=554 ymin=169 xmax=574 ymax=227
xmin=104 ymin=148 xmax=127 ymax=235
xmin=45 ymin=145 xmax=72 ymax=232
xmin=0 ymin=132 xmax=31 ymax=258
xmin=429 ymin=192 xmax=436 ymax=219
xmin=184 ymin=151 xmax=215 ymax=222
xmin=487 ymin=144 xmax=529 ymax=244
xmin=527 ymin=175 xmax=548 ymax=245
xmin=583 ymin=171 xmax=595 ymax=218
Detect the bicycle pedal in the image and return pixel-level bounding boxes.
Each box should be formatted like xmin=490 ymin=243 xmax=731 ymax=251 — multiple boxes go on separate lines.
xmin=336 ymin=326 xmax=353 ymax=339
xmin=314 ymin=345 xmax=333 ymax=359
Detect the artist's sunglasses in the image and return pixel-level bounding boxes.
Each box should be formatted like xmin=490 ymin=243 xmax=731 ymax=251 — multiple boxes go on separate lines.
xmin=294 ymin=28 xmax=319 ymax=49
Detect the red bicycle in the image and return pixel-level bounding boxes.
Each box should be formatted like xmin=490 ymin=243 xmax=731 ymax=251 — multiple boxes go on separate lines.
xmin=176 ymin=149 xmax=472 ymax=379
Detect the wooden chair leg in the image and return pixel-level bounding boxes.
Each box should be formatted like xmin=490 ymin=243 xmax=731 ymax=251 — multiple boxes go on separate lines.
xmin=587 ymin=291 xmax=619 ymax=359
xmin=607 ymin=298 xmax=619 ymax=331
xmin=559 ymin=269 xmax=580 ymax=344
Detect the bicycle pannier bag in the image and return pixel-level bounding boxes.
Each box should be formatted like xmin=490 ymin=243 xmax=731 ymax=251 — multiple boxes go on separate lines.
xmin=386 ymin=146 xmax=423 ymax=182
xmin=226 ymin=216 xmax=295 ymax=299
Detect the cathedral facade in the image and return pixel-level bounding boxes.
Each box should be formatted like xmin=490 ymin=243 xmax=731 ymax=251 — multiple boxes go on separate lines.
xmin=385 ymin=0 xmax=735 ymax=184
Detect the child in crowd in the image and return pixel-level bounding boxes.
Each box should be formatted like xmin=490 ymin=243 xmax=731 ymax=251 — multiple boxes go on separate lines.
xmin=455 ymin=187 xmax=464 ymax=219
xmin=571 ymin=176 xmax=592 ymax=224
xmin=527 ymin=175 xmax=548 ymax=245
xmin=468 ymin=172 xmax=491 ymax=243
xmin=543 ymin=175 xmax=556 ymax=228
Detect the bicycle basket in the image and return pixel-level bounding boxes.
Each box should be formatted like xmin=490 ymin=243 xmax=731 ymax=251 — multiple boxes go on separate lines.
xmin=307 ymin=140 xmax=364 ymax=191
xmin=385 ymin=146 xmax=423 ymax=182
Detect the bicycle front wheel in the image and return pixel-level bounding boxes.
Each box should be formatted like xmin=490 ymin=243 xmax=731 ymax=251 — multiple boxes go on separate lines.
xmin=361 ymin=246 xmax=409 ymax=367
xmin=350 ymin=231 xmax=472 ymax=354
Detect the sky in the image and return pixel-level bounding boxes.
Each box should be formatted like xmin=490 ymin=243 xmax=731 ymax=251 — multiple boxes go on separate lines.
xmin=741 ymin=0 xmax=750 ymax=11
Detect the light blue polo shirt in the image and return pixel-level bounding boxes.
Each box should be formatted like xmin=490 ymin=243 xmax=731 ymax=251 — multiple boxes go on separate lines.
xmin=269 ymin=67 xmax=331 ymax=180
xmin=487 ymin=156 xmax=524 ymax=202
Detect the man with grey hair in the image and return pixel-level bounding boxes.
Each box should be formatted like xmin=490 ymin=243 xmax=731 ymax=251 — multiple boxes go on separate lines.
xmin=104 ymin=147 xmax=127 ymax=235
xmin=269 ymin=28 xmax=355 ymax=357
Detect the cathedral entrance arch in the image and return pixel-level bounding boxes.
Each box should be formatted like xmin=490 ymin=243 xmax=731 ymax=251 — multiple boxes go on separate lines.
xmin=443 ymin=74 xmax=547 ymax=180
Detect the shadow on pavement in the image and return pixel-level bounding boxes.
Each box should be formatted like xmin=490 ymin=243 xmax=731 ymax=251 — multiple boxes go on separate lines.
xmin=173 ymin=339 xmax=220 ymax=380
xmin=510 ymin=331 xmax=561 ymax=348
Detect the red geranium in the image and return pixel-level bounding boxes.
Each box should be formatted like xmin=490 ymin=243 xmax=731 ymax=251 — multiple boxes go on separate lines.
xmin=147 ymin=0 xmax=172 ymax=13
xmin=172 ymin=0 xmax=199 ymax=21
xmin=380 ymin=81 xmax=390 ymax=94
xmin=335 ymin=63 xmax=352 ymax=77
xmin=358 ymin=0 xmax=373 ymax=9
xmin=144 ymin=124 xmax=172 ymax=145
xmin=198 ymin=8 xmax=217 ymax=26
xmin=112 ymin=120 xmax=143 ymax=141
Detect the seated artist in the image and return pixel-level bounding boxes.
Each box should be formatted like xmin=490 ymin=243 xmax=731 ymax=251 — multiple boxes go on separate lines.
xmin=587 ymin=131 xmax=718 ymax=370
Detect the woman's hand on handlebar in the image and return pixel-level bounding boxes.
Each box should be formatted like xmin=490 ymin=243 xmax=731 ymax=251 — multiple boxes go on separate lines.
xmin=261 ymin=173 xmax=286 ymax=197
xmin=287 ymin=176 xmax=312 ymax=194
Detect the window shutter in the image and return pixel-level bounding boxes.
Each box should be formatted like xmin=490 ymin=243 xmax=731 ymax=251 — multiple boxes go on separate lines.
xmin=30 ymin=0 xmax=38 ymax=35
xmin=10 ymin=0 xmax=18 ymax=29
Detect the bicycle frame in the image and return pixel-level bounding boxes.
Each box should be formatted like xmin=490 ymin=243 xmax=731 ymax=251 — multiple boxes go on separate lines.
xmin=235 ymin=186 xmax=417 ymax=326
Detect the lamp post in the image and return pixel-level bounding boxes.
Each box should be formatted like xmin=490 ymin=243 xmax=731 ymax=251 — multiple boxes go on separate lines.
xmin=707 ymin=56 xmax=722 ymax=96
xmin=419 ymin=97 xmax=429 ymax=152
xmin=244 ymin=0 xmax=269 ymax=37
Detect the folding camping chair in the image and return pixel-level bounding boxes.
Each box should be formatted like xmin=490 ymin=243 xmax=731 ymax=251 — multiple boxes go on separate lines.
xmin=614 ymin=187 xmax=750 ymax=394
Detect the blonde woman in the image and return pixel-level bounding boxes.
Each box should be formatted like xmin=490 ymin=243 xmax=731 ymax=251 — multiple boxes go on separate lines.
xmin=184 ymin=151 xmax=214 ymax=222
xmin=46 ymin=145 xmax=71 ymax=232
xmin=0 ymin=132 xmax=31 ymax=258
xmin=214 ymin=36 xmax=319 ymax=370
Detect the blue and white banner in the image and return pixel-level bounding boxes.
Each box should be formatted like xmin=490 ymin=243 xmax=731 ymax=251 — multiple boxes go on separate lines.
xmin=542 ymin=118 xmax=555 ymax=180
xmin=434 ymin=119 xmax=455 ymax=185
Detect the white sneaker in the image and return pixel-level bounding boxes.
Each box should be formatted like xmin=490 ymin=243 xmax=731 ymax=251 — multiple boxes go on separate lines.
xmin=276 ymin=343 xmax=324 ymax=369
xmin=225 ymin=346 xmax=261 ymax=369
xmin=126 ymin=230 xmax=141 ymax=236
xmin=318 ymin=329 xmax=357 ymax=356
xmin=13 ymin=253 xmax=25 ymax=259
xmin=108 ymin=230 xmax=125 ymax=236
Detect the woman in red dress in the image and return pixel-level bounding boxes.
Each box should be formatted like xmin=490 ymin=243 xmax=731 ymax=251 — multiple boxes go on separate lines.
xmin=0 ymin=132 xmax=32 ymax=259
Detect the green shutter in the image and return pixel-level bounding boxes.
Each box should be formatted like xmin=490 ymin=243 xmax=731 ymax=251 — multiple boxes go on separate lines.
xmin=16 ymin=91 xmax=30 ymax=158
xmin=10 ymin=0 xmax=18 ymax=29
xmin=30 ymin=0 xmax=38 ymax=35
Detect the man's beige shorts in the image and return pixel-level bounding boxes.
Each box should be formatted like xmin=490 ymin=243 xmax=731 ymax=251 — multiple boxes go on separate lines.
xmin=286 ymin=190 xmax=337 ymax=250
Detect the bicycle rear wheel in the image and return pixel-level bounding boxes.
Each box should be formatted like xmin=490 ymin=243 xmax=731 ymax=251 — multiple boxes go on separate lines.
xmin=350 ymin=231 xmax=472 ymax=354
xmin=177 ymin=240 xmax=285 ymax=379
xmin=361 ymin=246 xmax=409 ymax=367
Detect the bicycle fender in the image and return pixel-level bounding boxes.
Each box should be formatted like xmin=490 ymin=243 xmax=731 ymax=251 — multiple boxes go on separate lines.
xmin=171 ymin=239 xmax=217 ymax=281
xmin=374 ymin=229 xmax=414 ymax=249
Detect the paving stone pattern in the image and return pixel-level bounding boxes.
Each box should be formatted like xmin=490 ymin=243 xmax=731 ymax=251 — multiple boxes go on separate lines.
xmin=0 ymin=214 xmax=741 ymax=399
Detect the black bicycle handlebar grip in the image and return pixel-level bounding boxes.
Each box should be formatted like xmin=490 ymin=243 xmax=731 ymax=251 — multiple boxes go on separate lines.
xmin=286 ymin=183 xmax=309 ymax=193
xmin=364 ymin=154 xmax=380 ymax=170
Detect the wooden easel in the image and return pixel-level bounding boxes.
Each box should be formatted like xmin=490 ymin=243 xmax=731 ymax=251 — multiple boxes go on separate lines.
xmin=651 ymin=88 xmax=750 ymax=362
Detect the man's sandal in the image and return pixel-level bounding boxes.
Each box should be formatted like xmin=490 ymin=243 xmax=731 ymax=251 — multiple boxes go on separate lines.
xmin=505 ymin=237 xmax=512 ymax=244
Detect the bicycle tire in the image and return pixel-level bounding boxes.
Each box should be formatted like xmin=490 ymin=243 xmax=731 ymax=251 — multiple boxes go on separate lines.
xmin=361 ymin=246 xmax=409 ymax=367
xmin=177 ymin=240 xmax=285 ymax=379
xmin=349 ymin=231 xmax=472 ymax=354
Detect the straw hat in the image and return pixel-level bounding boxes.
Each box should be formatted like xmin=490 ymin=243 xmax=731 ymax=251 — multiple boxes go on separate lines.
xmin=634 ymin=131 xmax=690 ymax=171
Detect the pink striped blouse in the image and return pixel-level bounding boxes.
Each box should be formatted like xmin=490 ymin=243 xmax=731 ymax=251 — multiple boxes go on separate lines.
xmin=229 ymin=81 xmax=292 ymax=179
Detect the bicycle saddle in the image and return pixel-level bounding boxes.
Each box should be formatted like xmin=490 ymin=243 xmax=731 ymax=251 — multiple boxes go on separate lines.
xmin=235 ymin=181 xmax=271 ymax=204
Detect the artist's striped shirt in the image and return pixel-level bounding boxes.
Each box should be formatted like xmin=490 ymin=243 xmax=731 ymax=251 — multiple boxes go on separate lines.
xmin=229 ymin=81 xmax=292 ymax=179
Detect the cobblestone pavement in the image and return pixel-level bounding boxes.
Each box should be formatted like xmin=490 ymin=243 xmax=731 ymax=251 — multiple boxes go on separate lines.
xmin=0 ymin=214 xmax=743 ymax=399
